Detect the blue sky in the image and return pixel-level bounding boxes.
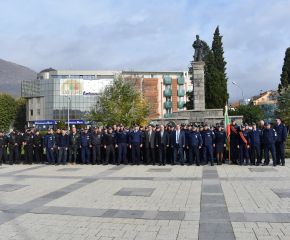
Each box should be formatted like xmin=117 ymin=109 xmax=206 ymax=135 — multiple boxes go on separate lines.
xmin=1 ymin=0 xmax=289 ymax=102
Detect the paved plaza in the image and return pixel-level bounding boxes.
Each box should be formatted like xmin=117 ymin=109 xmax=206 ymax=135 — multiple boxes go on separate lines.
xmin=1 ymin=162 xmax=290 ymax=240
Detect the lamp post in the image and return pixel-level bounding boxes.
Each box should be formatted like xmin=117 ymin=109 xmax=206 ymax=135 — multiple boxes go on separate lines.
xmin=65 ymin=95 xmax=70 ymax=132
xmin=232 ymin=81 xmax=245 ymax=105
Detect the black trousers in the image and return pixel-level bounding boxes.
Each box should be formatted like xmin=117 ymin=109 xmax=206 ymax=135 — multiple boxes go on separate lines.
xmin=167 ymin=146 xmax=173 ymax=164
xmin=158 ymin=144 xmax=167 ymax=165
xmin=250 ymin=144 xmax=260 ymax=164
xmin=25 ymin=145 xmax=34 ymax=164
xmin=54 ymin=145 xmax=59 ymax=162
xmin=9 ymin=145 xmax=19 ymax=164
xmin=132 ymin=143 xmax=141 ymax=164
xmin=2 ymin=147 xmax=8 ymax=163
xmin=146 ymin=148 xmax=155 ymax=164
xmin=69 ymin=145 xmax=78 ymax=163
xmin=105 ymin=145 xmax=115 ymax=164
xmin=0 ymin=148 xmax=3 ymax=164
xmin=34 ymin=146 xmax=43 ymax=163
xmin=188 ymin=146 xmax=200 ymax=165
xmin=92 ymin=145 xmax=101 ymax=164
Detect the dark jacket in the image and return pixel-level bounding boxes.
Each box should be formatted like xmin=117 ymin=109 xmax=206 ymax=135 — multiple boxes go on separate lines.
xmin=155 ymin=130 xmax=169 ymax=146
xmin=23 ymin=133 xmax=34 ymax=146
xmin=171 ymin=130 xmax=185 ymax=147
xmin=69 ymin=132 xmax=80 ymax=146
xmin=144 ymin=130 xmax=156 ymax=148
xmin=229 ymin=124 xmax=240 ymax=140
xmin=8 ymin=133 xmax=20 ymax=146
xmin=54 ymin=133 xmax=61 ymax=145
xmin=115 ymin=130 xmax=129 ymax=144
xmin=103 ymin=132 xmax=116 ymax=146
xmin=263 ymin=128 xmax=277 ymax=145
xmin=274 ymin=123 xmax=288 ymax=143
xmin=58 ymin=134 xmax=69 ymax=148
xmin=33 ymin=134 xmax=43 ymax=146
xmin=186 ymin=130 xmax=203 ymax=147
xmin=249 ymin=129 xmax=262 ymax=146
xmin=215 ymin=130 xmax=226 ymax=144
xmin=43 ymin=133 xmax=55 ymax=149
xmin=201 ymin=129 xmax=215 ymax=146
xmin=90 ymin=132 xmax=103 ymax=145
xmin=238 ymin=130 xmax=250 ymax=146
xmin=129 ymin=130 xmax=143 ymax=145
xmin=79 ymin=132 xmax=90 ymax=147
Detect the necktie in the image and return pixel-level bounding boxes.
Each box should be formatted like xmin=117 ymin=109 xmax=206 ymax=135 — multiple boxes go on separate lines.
xmin=177 ymin=131 xmax=179 ymax=143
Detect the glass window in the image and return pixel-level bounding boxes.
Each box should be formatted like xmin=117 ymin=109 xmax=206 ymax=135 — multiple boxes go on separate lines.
xmin=188 ymin=85 xmax=193 ymax=91
xmin=164 ymin=75 xmax=169 ymax=77
xmin=166 ymin=85 xmax=171 ymax=90
xmin=166 ymin=109 xmax=171 ymax=114
xmin=144 ymin=75 xmax=150 ymax=78
xmin=178 ymin=85 xmax=184 ymax=90
xmin=97 ymin=75 xmax=113 ymax=79
xmin=37 ymin=109 xmax=40 ymax=115
xmin=30 ymin=110 xmax=33 ymax=116
xmin=166 ymin=97 xmax=171 ymax=102
xmin=179 ymin=97 xmax=184 ymax=102
xmin=31 ymin=99 xmax=33 ymax=104
xmin=151 ymin=75 xmax=157 ymax=78
xmin=40 ymin=76 xmax=43 ymax=80
xmin=267 ymin=97 xmax=270 ymax=101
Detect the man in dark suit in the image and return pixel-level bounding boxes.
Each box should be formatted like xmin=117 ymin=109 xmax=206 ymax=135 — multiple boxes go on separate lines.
xmin=171 ymin=124 xmax=186 ymax=165
xmin=144 ymin=125 xmax=156 ymax=165
xmin=155 ymin=125 xmax=169 ymax=166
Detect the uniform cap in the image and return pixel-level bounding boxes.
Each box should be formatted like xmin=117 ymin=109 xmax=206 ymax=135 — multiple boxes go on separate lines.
xmin=265 ymin=122 xmax=270 ymax=126
xmin=245 ymin=123 xmax=249 ymax=126
xmin=140 ymin=125 xmax=143 ymax=128
xmin=203 ymin=124 xmax=208 ymax=127
xmin=145 ymin=126 xmax=148 ymax=129
xmin=251 ymin=122 xmax=256 ymax=126
xmin=156 ymin=126 xmax=160 ymax=129
xmin=62 ymin=128 xmax=67 ymax=130
xmin=187 ymin=124 xmax=191 ymax=127
xmin=241 ymin=125 xmax=245 ymax=128
xmin=216 ymin=123 xmax=221 ymax=127
xmin=1 ymin=130 xmax=5 ymax=133
xmin=80 ymin=128 xmax=84 ymax=131
xmin=108 ymin=127 xmax=112 ymax=130
xmin=104 ymin=127 xmax=107 ymax=130
xmin=84 ymin=128 xmax=88 ymax=130
xmin=231 ymin=118 xmax=236 ymax=122
xmin=156 ymin=124 xmax=159 ymax=126
xmin=192 ymin=125 xmax=197 ymax=129
xmin=134 ymin=124 xmax=138 ymax=127
xmin=275 ymin=117 xmax=282 ymax=121
xmin=210 ymin=125 xmax=214 ymax=128
xmin=119 ymin=123 xmax=123 ymax=127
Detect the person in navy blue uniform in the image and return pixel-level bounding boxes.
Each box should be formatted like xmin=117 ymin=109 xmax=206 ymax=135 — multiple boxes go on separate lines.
xmin=43 ymin=129 xmax=55 ymax=165
xmin=263 ymin=123 xmax=277 ymax=166
xmin=249 ymin=122 xmax=262 ymax=166
xmin=115 ymin=123 xmax=129 ymax=165
xmin=186 ymin=125 xmax=202 ymax=166
xmin=129 ymin=124 xmax=143 ymax=165
xmin=155 ymin=125 xmax=169 ymax=166
xmin=214 ymin=124 xmax=226 ymax=165
xmin=89 ymin=127 xmax=103 ymax=165
xmin=57 ymin=128 xmax=69 ymax=165
xmin=171 ymin=124 xmax=186 ymax=165
xmin=201 ymin=124 xmax=215 ymax=166
xmin=79 ymin=128 xmax=91 ymax=165
xmin=274 ymin=117 xmax=288 ymax=166
xmin=229 ymin=118 xmax=240 ymax=164
xmin=259 ymin=120 xmax=266 ymax=164
xmin=237 ymin=125 xmax=250 ymax=165
xmin=103 ymin=127 xmax=116 ymax=165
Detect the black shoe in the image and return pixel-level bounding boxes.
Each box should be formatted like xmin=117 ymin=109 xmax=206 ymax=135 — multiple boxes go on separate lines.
xmin=282 ymin=163 xmax=285 ymax=166
xmin=46 ymin=163 xmax=51 ymax=165
xmin=256 ymin=163 xmax=259 ymax=166
xmin=117 ymin=162 xmax=120 ymax=165
xmin=181 ymin=163 xmax=184 ymax=166
xmin=9 ymin=163 xmax=13 ymax=165
xmin=273 ymin=164 xmax=276 ymax=166
xmin=158 ymin=164 xmax=162 ymax=166
xmin=56 ymin=163 xmax=60 ymax=166
xmin=29 ymin=163 xmax=32 ymax=165
xmin=196 ymin=164 xmax=200 ymax=166
xmin=103 ymin=163 xmax=108 ymax=165
xmin=262 ymin=164 xmax=268 ymax=166
xmin=211 ymin=163 xmax=214 ymax=166
xmin=163 ymin=164 xmax=165 ymax=166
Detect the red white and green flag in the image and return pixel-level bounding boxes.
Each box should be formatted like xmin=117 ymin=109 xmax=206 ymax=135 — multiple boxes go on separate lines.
xmin=225 ymin=104 xmax=230 ymax=137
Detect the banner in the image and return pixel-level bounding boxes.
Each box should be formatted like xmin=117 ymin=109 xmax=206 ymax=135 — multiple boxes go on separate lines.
xmin=65 ymin=120 xmax=85 ymax=124
xmin=35 ymin=121 xmax=56 ymax=125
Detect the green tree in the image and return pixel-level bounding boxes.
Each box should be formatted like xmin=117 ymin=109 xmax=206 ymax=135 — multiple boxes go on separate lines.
xmin=86 ymin=75 xmax=152 ymax=127
xmin=229 ymin=105 xmax=265 ymax=124
xmin=56 ymin=120 xmax=66 ymax=129
xmin=14 ymin=97 xmax=27 ymax=130
xmin=275 ymin=86 xmax=290 ymax=128
xmin=211 ymin=26 xmax=229 ymax=109
xmin=0 ymin=93 xmax=17 ymax=130
xmin=278 ymin=47 xmax=290 ymax=93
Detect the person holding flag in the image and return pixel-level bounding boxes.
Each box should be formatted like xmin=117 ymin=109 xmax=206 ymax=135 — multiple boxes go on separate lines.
xmin=229 ymin=118 xmax=240 ymax=164
xmin=237 ymin=125 xmax=250 ymax=165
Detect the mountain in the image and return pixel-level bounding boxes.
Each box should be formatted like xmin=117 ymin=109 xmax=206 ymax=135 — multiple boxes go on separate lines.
xmin=0 ymin=58 xmax=37 ymax=98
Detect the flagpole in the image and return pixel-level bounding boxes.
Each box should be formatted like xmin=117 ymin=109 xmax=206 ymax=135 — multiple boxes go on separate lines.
xmin=225 ymin=103 xmax=231 ymax=164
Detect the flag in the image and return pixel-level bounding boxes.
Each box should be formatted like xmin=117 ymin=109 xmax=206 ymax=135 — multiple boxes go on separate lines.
xmin=225 ymin=104 xmax=230 ymax=137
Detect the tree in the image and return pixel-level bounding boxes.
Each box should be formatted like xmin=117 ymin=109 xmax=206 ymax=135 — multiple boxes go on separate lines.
xmin=14 ymin=97 xmax=27 ymax=130
xmin=0 ymin=93 xmax=17 ymax=130
xmin=229 ymin=105 xmax=265 ymax=124
xmin=211 ymin=26 xmax=229 ymax=109
xmin=275 ymin=86 xmax=290 ymax=127
xmin=278 ymin=47 xmax=290 ymax=93
xmin=86 ymin=75 xmax=152 ymax=127
xmin=56 ymin=120 xmax=66 ymax=129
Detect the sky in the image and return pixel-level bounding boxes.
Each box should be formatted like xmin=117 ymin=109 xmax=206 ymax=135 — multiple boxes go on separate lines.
xmin=0 ymin=0 xmax=289 ymax=102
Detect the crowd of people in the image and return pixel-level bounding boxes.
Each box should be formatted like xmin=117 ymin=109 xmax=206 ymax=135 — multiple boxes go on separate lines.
xmin=0 ymin=118 xmax=287 ymax=167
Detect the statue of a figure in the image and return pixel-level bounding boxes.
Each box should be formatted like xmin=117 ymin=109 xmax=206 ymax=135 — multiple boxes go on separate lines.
xmin=192 ymin=35 xmax=203 ymax=61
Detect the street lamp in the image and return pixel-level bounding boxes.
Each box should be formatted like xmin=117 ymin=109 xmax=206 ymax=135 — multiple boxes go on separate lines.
xmin=232 ymin=81 xmax=245 ymax=104
xmin=65 ymin=95 xmax=70 ymax=132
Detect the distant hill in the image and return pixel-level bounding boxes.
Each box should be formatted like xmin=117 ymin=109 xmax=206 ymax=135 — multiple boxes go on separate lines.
xmin=0 ymin=58 xmax=37 ymax=98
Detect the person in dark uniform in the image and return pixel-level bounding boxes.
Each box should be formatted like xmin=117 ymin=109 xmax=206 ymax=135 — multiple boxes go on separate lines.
xmin=103 ymin=127 xmax=116 ymax=165
xmin=77 ymin=128 xmax=84 ymax=164
xmin=214 ymin=124 xmax=226 ymax=165
xmin=113 ymin=124 xmax=119 ymax=164
xmin=129 ymin=124 xmax=143 ymax=165
xmin=229 ymin=118 xmax=240 ymax=164
xmin=101 ymin=127 xmax=107 ymax=163
xmin=274 ymin=117 xmax=288 ymax=166
xmin=198 ymin=125 xmax=204 ymax=163
xmin=54 ymin=128 xmax=61 ymax=162
xmin=90 ymin=127 xmax=102 ymax=165
xmin=166 ymin=125 xmax=173 ymax=165
xmin=186 ymin=125 xmax=202 ymax=166
xmin=139 ymin=125 xmax=145 ymax=163
xmin=201 ymin=124 xmax=215 ymax=166
xmin=263 ymin=123 xmax=277 ymax=166
xmin=68 ymin=127 xmax=80 ymax=165
xmin=23 ymin=128 xmax=34 ymax=165
xmin=33 ymin=130 xmax=43 ymax=164
xmin=57 ymin=128 xmax=69 ymax=165
xmin=184 ymin=124 xmax=192 ymax=163
xmin=0 ymin=131 xmax=6 ymax=165
xmin=144 ymin=125 xmax=156 ymax=165
xmin=155 ymin=125 xmax=169 ymax=166
xmin=249 ymin=122 xmax=262 ymax=166
xmin=237 ymin=125 xmax=250 ymax=166
xmin=43 ymin=129 xmax=55 ymax=165
xmin=171 ymin=124 xmax=186 ymax=165
xmin=259 ymin=120 xmax=266 ymax=164
xmin=115 ymin=123 xmax=129 ymax=165
xmin=181 ymin=123 xmax=188 ymax=163
xmin=1 ymin=130 xmax=9 ymax=164
xmin=8 ymin=129 xmax=20 ymax=165
xmin=79 ymin=128 xmax=91 ymax=165
xmin=154 ymin=125 xmax=160 ymax=164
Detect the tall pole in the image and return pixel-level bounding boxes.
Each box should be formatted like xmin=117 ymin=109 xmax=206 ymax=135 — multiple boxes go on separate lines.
xmin=68 ymin=97 xmax=70 ymax=133
xmin=232 ymin=82 xmax=245 ymax=104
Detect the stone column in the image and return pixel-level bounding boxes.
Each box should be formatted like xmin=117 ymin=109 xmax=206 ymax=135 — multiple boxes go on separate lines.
xmin=191 ymin=61 xmax=205 ymax=110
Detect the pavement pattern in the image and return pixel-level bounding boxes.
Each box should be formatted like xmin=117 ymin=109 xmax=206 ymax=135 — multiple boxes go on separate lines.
xmin=1 ymin=160 xmax=290 ymax=239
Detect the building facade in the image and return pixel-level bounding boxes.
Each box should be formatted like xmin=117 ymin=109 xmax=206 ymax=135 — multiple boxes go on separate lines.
xmin=21 ymin=68 xmax=191 ymax=129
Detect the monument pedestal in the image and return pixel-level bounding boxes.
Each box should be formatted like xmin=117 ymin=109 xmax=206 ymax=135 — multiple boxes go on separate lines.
xmin=191 ymin=61 xmax=205 ymax=110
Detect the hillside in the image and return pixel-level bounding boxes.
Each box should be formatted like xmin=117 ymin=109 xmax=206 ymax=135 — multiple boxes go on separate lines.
xmin=0 ymin=58 xmax=37 ymax=98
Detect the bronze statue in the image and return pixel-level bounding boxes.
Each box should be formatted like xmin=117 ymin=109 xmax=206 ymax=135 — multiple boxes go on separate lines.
xmin=192 ymin=35 xmax=203 ymax=61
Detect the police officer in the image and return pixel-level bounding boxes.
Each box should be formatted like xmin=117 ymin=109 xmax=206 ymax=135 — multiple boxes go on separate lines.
xmin=54 ymin=128 xmax=61 ymax=162
xmin=115 ymin=123 xmax=129 ymax=165
xmin=23 ymin=128 xmax=34 ymax=165
xmin=155 ymin=125 xmax=169 ymax=166
xmin=34 ymin=130 xmax=43 ymax=164
xmin=43 ymin=129 xmax=55 ymax=165
xmin=68 ymin=127 xmax=80 ymax=165
xmin=0 ymin=131 xmax=5 ymax=165
xmin=249 ymin=122 xmax=262 ymax=166
xmin=166 ymin=125 xmax=173 ymax=165
xmin=90 ymin=127 xmax=103 ymax=165
xmin=79 ymin=128 xmax=91 ymax=165
xmin=214 ymin=124 xmax=226 ymax=165
xmin=263 ymin=123 xmax=277 ymax=166
xmin=274 ymin=117 xmax=287 ymax=166
xmin=8 ymin=129 xmax=20 ymax=165
xmin=237 ymin=125 xmax=250 ymax=165
xmin=186 ymin=125 xmax=202 ymax=166
xmin=259 ymin=120 xmax=266 ymax=163
xmin=129 ymin=124 xmax=143 ymax=165
xmin=57 ymin=128 xmax=69 ymax=165
xmin=229 ymin=118 xmax=240 ymax=164
xmin=1 ymin=130 xmax=9 ymax=164
xmin=201 ymin=124 xmax=215 ymax=166
xmin=103 ymin=127 xmax=116 ymax=165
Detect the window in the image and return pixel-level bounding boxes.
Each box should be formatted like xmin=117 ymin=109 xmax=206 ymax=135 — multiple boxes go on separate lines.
xmin=166 ymin=85 xmax=171 ymax=90
xmin=188 ymin=85 xmax=193 ymax=91
xmin=151 ymin=75 xmax=157 ymax=78
xmin=30 ymin=110 xmax=33 ymax=116
xmin=267 ymin=97 xmax=270 ymax=101
xmin=51 ymin=75 xmax=69 ymax=79
xmin=37 ymin=98 xmax=40 ymax=103
xmin=166 ymin=108 xmax=171 ymax=114
xmin=31 ymin=99 xmax=33 ymax=104
xmin=40 ymin=76 xmax=43 ymax=80
xmin=163 ymin=75 xmax=169 ymax=77
xmin=37 ymin=109 xmax=40 ymax=115
xmin=144 ymin=75 xmax=150 ymax=78
xmin=166 ymin=97 xmax=171 ymax=102
xmin=97 ymin=75 xmax=114 ymax=79
xmin=178 ymin=85 xmax=184 ymax=90
xmin=179 ymin=97 xmax=184 ymax=102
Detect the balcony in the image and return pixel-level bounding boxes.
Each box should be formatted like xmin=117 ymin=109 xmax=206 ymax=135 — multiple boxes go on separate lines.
xmin=164 ymin=113 xmax=172 ymax=118
xmin=164 ymin=77 xmax=172 ymax=85
xmin=177 ymin=89 xmax=185 ymax=96
xmin=164 ymin=101 xmax=172 ymax=108
xmin=164 ymin=89 xmax=172 ymax=97
xmin=177 ymin=77 xmax=185 ymax=84
xmin=178 ymin=101 xmax=185 ymax=108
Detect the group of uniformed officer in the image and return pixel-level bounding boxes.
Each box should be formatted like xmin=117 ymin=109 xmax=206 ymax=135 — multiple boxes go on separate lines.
xmin=0 ymin=117 xmax=287 ymax=166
